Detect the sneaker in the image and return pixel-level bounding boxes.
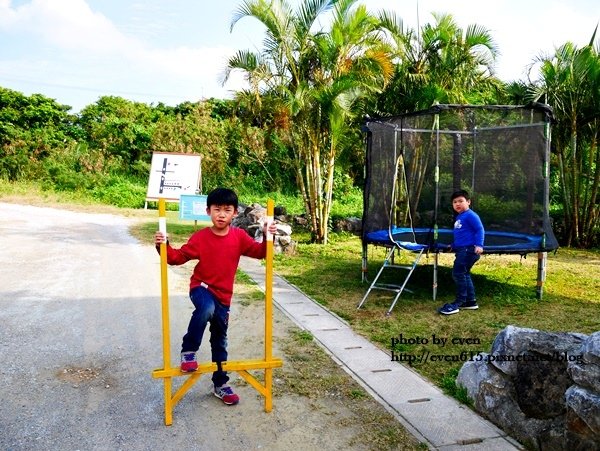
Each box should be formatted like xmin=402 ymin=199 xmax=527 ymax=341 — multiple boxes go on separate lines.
xmin=461 ymin=300 xmax=479 ymax=310
xmin=214 ymin=384 xmax=240 ymax=405
xmin=180 ymin=351 xmax=198 ymax=372
xmin=438 ymin=303 xmax=460 ymax=315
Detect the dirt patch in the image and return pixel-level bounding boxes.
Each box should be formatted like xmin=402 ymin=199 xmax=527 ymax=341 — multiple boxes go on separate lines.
xmin=56 ymin=366 xmax=117 ymax=389
xmin=57 ymin=366 xmax=101 ymax=383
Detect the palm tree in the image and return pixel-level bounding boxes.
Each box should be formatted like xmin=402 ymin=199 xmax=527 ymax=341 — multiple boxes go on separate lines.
xmin=372 ymin=13 xmax=502 ymax=215
xmin=225 ymin=0 xmax=396 ymax=243
xmin=376 ymin=12 xmax=502 ymax=115
xmin=530 ymin=29 xmax=600 ymax=247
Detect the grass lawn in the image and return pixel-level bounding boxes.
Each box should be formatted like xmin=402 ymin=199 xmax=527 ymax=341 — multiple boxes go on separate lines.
xmin=129 ymin=213 xmax=599 ymax=403
xmin=272 ymin=231 xmax=600 ymax=400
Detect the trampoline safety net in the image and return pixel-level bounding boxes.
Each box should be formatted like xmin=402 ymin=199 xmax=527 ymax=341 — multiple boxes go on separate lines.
xmin=362 ymin=103 xmax=559 ymax=254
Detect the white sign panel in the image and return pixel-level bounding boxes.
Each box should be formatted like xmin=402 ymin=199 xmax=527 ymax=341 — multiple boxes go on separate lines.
xmin=146 ymin=152 xmax=201 ymax=201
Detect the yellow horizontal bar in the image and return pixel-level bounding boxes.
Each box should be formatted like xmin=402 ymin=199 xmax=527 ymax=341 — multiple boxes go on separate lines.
xmin=152 ymin=358 xmax=283 ymax=379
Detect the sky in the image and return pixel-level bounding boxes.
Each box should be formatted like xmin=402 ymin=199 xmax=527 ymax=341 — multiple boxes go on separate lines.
xmin=0 ymin=0 xmax=598 ymax=113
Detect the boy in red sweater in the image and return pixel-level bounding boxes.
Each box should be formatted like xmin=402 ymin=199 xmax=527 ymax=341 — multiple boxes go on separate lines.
xmin=154 ymin=188 xmax=277 ymax=405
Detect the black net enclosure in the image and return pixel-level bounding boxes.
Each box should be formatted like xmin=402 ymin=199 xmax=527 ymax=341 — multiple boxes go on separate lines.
xmin=360 ymin=103 xmax=559 ymax=306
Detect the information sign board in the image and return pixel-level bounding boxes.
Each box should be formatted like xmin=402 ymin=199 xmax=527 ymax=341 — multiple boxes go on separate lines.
xmin=146 ymin=152 xmax=201 ymax=202
xmin=179 ymin=195 xmax=211 ymax=221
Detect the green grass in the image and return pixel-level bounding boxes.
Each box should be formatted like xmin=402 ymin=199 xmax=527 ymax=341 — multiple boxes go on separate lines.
xmin=270 ymin=230 xmax=600 ymax=393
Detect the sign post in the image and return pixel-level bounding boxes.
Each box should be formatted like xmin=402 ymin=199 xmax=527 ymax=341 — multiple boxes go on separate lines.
xmin=158 ymin=198 xmax=173 ymax=425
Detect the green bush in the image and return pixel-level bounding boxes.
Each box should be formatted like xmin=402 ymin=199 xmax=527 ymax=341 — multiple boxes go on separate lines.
xmin=331 ymin=188 xmax=363 ymax=218
xmin=43 ymin=160 xmax=92 ymax=191
xmin=332 ymin=168 xmax=356 ymax=199
xmin=89 ymin=176 xmax=147 ymax=208
xmin=476 ymin=194 xmax=535 ymax=225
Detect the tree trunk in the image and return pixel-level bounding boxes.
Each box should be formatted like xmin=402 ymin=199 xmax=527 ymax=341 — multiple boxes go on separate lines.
xmin=582 ymin=127 xmax=600 ymax=246
xmin=570 ymin=125 xmax=580 ymax=245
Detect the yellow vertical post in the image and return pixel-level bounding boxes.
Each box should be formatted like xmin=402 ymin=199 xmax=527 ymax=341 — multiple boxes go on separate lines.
xmin=158 ymin=198 xmax=173 ymax=425
xmin=264 ymin=199 xmax=274 ymax=412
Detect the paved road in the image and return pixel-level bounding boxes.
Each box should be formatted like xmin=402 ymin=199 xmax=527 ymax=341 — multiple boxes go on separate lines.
xmin=0 ymin=203 xmax=367 ymax=451
xmin=0 ymin=203 xmax=175 ymax=449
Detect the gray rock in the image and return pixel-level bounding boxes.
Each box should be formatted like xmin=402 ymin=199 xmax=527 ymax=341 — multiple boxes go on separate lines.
xmin=569 ymin=360 xmax=600 ymax=393
xmin=489 ymin=325 xmax=539 ymax=376
xmin=514 ymin=351 xmax=570 ymax=419
xmin=456 ymin=353 xmax=491 ymax=400
xmin=276 ymin=223 xmax=293 ymax=236
xmin=233 ymin=202 xmax=296 ymax=254
xmin=565 ymin=385 xmax=600 ymax=438
xmin=489 ymin=325 xmax=585 ymax=377
xmin=581 ymin=331 xmax=600 ymax=365
xmin=333 ymin=217 xmax=362 ymax=234
xmin=458 ymin=325 xmax=599 ymax=450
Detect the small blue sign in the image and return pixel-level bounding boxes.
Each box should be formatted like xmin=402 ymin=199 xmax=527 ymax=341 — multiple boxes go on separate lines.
xmin=179 ymin=195 xmax=211 ymax=221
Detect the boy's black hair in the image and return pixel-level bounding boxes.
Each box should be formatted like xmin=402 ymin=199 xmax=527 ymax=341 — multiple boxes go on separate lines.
xmin=451 ymin=189 xmax=471 ymax=201
xmin=206 ymin=187 xmax=238 ymax=209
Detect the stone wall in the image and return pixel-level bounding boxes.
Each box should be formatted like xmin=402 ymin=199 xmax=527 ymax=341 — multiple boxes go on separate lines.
xmin=457 ymin=326 xmax=600 ymax=450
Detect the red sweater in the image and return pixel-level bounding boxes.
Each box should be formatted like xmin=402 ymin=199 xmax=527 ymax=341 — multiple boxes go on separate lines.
xmin=163 ymin=227 xmax=266 ymax=306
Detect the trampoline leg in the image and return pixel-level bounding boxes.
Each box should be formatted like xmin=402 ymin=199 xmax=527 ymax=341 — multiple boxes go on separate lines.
xmin=361 ymin=242 xmax=368 ymax=283
xmin=433 ymin=252 xmax=438 ymax=301
xmin=536 ymin=252 xmax=547 ymax=299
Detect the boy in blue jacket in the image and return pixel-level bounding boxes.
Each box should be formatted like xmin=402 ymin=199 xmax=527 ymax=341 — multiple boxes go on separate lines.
xmin=438 ymin=190 xmax=484 ymax=315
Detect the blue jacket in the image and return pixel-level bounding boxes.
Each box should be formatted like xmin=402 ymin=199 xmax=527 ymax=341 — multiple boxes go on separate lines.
xmin=453 ymin=209 xmax=484 ymax=248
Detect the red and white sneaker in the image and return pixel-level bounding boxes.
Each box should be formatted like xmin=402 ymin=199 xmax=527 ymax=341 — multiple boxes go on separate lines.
xmin=214 ymin=384 xmax=239 ymax=405
xmin=180 ymin=352 xmax=198 ymax=372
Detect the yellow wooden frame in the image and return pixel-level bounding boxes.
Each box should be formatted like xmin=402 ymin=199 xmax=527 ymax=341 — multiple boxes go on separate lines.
xmin=152 ymin=198 xmax=283 ymax=425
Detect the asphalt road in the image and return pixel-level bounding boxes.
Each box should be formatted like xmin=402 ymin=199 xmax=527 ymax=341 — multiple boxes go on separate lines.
xmin=0 ymin=203 xmax=176 ymax=449
xmin=0 ymin=203 xmax=364 ymax=451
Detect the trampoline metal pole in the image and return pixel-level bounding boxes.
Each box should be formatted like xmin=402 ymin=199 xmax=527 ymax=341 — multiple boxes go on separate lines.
xmin=537 ymin=119 xmax=551 ymax=300
xmin=433 ymin=112 xmax=440 ymax=301
xmin=361 ymin=242 xmax=368 ymax=283
xmin=536 ymin=251 xmax=547 ymax=299
xmin=433 ymin=252 xmax=438 ymax=301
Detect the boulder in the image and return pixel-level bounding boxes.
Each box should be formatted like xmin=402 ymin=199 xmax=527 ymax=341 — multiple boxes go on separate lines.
xmin=456 ymin=326 xmax=599 ymax=450
xmin=232 ymin=203 xmax=296 ymax=255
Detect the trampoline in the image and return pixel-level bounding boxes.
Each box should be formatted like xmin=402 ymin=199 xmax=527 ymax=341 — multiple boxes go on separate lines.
xmin=366 ymin=227 xmax=547 ymax=253
xmin=358 ymin=104 xmax=559 ymax=314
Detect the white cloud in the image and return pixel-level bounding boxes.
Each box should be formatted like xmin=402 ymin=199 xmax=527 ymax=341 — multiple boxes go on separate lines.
xmin=1 ymin=0 xmax=138 ymax=54
xmin=0 ymin=0 xmax=248 ymax=110
xmin=0 ymin=0 xmax=17 ymax=26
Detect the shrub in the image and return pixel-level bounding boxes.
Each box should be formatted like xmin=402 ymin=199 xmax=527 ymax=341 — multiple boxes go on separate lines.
xmin=89 ymin=176 xmax=147 ymax=208
xmin=42 ymin=160 xmax=91 ymax=191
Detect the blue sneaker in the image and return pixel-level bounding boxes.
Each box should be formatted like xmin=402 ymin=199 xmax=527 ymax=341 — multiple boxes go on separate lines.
xmin=180 ymin=351 xmax=198 ymax=372
xmin=461 ymin=300 xmax=479 ymax=310
xmin=438 ymin=303 xmax=460 ymax=315
xmin=214 ymin=384 xmax=240 ymax=405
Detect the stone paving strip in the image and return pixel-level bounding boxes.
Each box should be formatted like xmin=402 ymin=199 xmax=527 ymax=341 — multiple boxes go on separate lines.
xmin=239 ymin=257 xmax=523 ymax=450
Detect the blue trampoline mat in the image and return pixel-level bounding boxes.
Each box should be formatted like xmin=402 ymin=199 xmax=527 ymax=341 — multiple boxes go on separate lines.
xmin=365 ymin=227 xmax=546 ymax=254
